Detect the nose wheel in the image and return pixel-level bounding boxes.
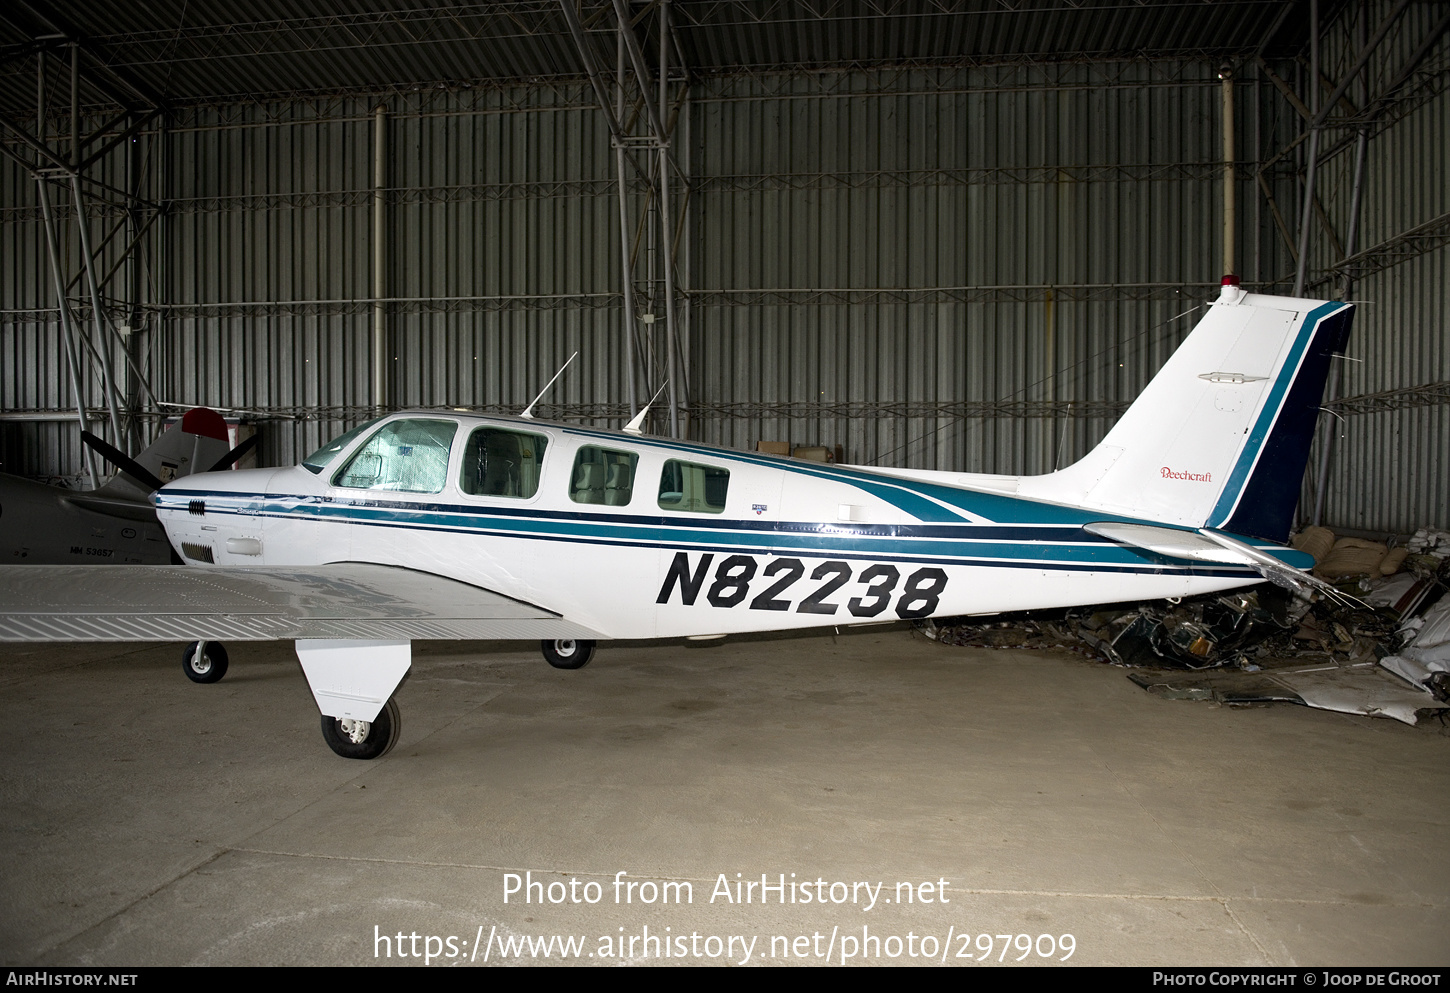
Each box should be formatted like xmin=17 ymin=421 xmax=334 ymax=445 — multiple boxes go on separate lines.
xmin=541 ymin=639 xmax=594 ymax=669
xmin=321 ymin=697 xmax=402 ymax=760
xmin=182 ymin=641 xmax=229 ymax=683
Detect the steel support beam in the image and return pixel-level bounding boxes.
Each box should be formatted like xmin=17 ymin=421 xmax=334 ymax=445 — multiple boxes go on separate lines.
xmin=1221 ymin=65 xmax=1235 ymax=276
xmin=658 ymin=0 xmax=680 ymax=438
xmin=559 ymin=0 xmax=691 ymax=436
xmin=1292 ymin=0 xmax=1320 ymax=298
xmin=1312 ymin=9 xmax=1373 ymax=529
xmin=70 ymin=175 xmax=127 ymax=450
xmin=372 ymin=104 xmax=388 ymax=413
xmin=35 ymin=175 xmax=99 ymax=488
xmin=1308 ymin=0 xmax=1411 ymax=132
xmin=6 ymin=27 xmax=166 ymax=477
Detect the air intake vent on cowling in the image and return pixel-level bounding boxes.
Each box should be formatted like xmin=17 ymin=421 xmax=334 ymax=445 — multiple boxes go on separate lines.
xmin=188 ymin=500 xmax=206 ymax=516
xmin=181 ymin=542 xmax=214 ymax=563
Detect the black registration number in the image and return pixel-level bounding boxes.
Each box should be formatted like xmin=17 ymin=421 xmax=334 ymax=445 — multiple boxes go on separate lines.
xmin=656 ymin=552 xmax=947 ymax=619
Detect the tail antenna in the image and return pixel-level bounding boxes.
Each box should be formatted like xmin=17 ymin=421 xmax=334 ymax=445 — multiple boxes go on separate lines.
xmin=623 ymin=382 xmax=669 ymax=435
xmin=520 ymin=352 xmax=578 ymax=419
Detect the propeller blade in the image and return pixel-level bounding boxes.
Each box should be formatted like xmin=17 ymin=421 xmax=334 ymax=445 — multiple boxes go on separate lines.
xmin=80 ymin=431 xmax=165 ymax=491
xmin=208 ymin=433 xmax=259 ymax=472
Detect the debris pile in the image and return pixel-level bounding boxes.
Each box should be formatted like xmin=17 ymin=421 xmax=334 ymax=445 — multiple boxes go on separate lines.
xmin=925 ymin=524 xmax=1450 ymax=724
xmin=1378 ymin=527 xmax=1450 ymax=701
xmin=927 ymin=588 xmax=1301 ymax=669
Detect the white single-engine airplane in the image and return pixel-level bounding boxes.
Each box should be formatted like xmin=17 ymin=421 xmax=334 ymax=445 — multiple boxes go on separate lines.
xmin=0 ymin=283 xmax=1353 ymax=758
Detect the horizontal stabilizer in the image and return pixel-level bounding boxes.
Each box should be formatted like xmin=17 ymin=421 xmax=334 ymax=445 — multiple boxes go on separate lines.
xmin=1084 ymin=521 xmax=1349 ymax=603
xmin=1085 ymin=522 xmax=1252 ymax=564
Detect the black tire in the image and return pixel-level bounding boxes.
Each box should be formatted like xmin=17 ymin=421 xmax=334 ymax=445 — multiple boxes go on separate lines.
xmin=182 ymin=641 xmax=229 ymax=683
xmin=320 ymin=697 xmax=402 ymax=760
xmin=541 ymin=638 xmax=595 ymax=670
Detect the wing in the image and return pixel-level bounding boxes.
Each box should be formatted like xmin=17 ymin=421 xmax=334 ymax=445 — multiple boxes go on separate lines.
xmin=0 ymin=563 xmax=604 ymax=642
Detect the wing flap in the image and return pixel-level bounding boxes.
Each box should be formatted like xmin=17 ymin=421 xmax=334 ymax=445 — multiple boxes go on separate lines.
xmin=0 ymin=563 xmax=604 ymax=642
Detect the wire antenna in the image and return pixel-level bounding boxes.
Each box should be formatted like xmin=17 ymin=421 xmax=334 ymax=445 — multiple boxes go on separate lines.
xmin=520 ymin=352 xmax=579 ymax=419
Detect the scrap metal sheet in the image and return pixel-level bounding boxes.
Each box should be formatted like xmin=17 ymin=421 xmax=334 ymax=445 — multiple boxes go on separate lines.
xmin=1273 ymin=664 xmax=1443 ymax=725
xmin=1130 ymin=661 xmax=1446 ymax=725
xmin=0 ymin=564 xmax=603 ymax=643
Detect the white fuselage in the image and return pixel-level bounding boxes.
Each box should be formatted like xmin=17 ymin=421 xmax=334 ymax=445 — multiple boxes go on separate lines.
xmin=154 ymin=414 xmax=1291 ymax=641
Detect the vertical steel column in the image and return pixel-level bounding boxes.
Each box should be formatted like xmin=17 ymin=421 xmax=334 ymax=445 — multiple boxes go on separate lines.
xmin=1252 ymin=67 xmax=1261 ymax=284
xmin=69 ymin=44 xmax=78 ymax=168
xmin=1292 ymin=0 xmax=1320 ymax=297
xmin=679 ymin=79 xmax=692 ymax=405
xmin=373 ymin=105 xmax=388 ymax=413
xmin=1313 ymin=3 xmax=1372 ymax=527
xmin=1221 ymin=65 xmax=1236 ymax=276
xmin=615 ymin=32 xmax=640 ymax=418
xmin=559 ymin=0 xmax=641 ymax=419
xmin=659 ymin=0 xmax=680 ymax=437
xmin=157 ymin=113 xmax=169 ymax=410
xmin=123 ymin=111 xmax=143 ymax=451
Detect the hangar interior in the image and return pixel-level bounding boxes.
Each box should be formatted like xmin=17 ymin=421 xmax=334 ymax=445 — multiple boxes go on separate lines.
xmin=1 ymin=0 xmax=1446 ymax=532
xmin=2 ymin=1 xmax=1450 ymax=970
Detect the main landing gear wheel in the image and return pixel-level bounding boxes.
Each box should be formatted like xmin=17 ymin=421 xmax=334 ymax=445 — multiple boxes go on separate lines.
xmin=321 ymin=697 xmax=402 ymax=760
xmin=541 ymin=639 xmax=595 ymax=669
xmin=182 ymin=641 xmax=229 ymax=683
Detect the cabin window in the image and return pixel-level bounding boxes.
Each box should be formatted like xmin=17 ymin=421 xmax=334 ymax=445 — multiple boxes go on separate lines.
xmin=658 ymin=459 xmax=730 ymax=514
xmin=460 ymin=427 xmax=549 ymax=499
xmin=569 ymin=445 xmax=638 ymax=506
xmin=334 ymin=419 xmax=458 ymax=494
xmin=302 ymin=417 xmax=383 ymax=474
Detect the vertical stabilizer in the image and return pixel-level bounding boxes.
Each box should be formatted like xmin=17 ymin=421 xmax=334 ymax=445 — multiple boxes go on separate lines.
xmin=1017 ymin=287 xmax=1353 ymax=542
xmin=94 ymin=408 xmax=234 ymax=501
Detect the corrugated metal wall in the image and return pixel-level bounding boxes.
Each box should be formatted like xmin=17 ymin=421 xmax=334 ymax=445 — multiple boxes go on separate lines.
xmin=688 ymin=61 xmax=1272 ymax=473
xmin=153 ymin=87 xmax=629 ymax=462
xmin=3 ymin=22 xmax=1445 ymax=532
xmin=1298 ymin=0 xmax=1450 ymax=533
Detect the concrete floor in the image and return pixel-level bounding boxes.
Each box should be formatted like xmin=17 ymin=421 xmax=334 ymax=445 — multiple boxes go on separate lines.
xmin=1 ymin=626 xmax=1445 ymax=967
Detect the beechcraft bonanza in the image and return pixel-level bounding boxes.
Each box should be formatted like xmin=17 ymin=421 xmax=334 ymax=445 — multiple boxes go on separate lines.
xmin=0 ymin=283 xmax=1354 ymax=758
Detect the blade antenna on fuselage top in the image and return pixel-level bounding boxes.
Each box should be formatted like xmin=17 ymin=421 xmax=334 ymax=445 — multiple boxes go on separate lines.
xmin=520 ymin=352 xmax=578 ymax=419
xmin=623 ymin=382 xmax=669 ymax=435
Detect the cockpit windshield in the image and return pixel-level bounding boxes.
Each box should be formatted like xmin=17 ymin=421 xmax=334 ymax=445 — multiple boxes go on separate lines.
xmin=334 ymin=419 xmax=458 ymax=493
xmin=301 ymin=418 xmax=384 ymax=474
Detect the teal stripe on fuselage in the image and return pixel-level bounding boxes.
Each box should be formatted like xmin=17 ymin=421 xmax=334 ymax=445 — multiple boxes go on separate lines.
xmin=164 ymin=489 xmax=1306 ymax=574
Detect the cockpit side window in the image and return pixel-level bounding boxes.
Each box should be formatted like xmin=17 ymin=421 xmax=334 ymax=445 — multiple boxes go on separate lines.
xmin=459 ymin=427 xmax=549 ymax=499
xmin=334 ymin=419 xmax=458 ymax=494
xmin=569 ymin=445 xmax=638 ymax=506
xmin=658 ymin=459 xmax=730 ymax=514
